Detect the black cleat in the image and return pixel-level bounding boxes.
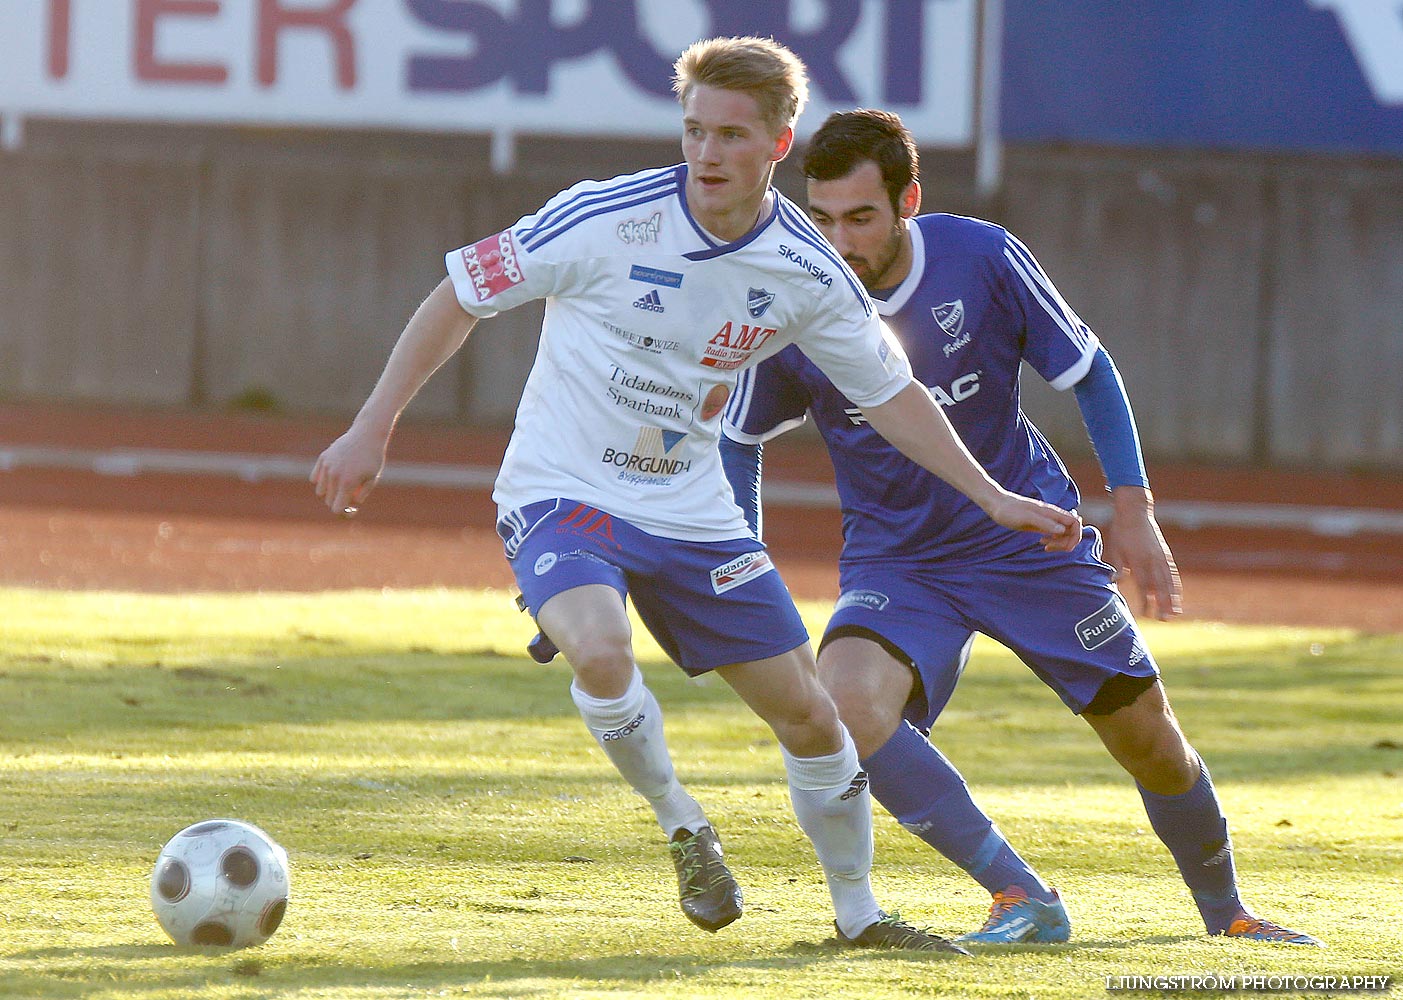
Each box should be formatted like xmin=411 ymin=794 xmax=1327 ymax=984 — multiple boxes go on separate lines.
xmin=668 ymin=826 xmax=743 ymax=932
xmin=836 ymin=912 xmax=971 ymax=955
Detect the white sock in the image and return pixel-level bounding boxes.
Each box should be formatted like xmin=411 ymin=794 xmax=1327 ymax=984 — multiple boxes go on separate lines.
xmin=781 ymin=728 xmax=883 ymax=938
xmin=570 ymin=668 xmax=708 ymax=837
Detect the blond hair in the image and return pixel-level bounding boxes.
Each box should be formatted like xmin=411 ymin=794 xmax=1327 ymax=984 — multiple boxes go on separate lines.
xmin=672 ymin=36 xmax=809 ymax=135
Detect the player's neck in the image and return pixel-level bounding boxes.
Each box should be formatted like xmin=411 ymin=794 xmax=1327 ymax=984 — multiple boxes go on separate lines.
xmin=691 ymin=188 xmax=773 ymax=244
xmin=868 ymin=220 xmax=915 ymax=293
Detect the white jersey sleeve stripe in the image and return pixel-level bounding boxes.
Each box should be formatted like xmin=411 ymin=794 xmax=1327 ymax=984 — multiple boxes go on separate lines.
xmin=518 ymin=170 xmax=671 ymax=244
xmin=1003 ymin=234 xmax=1090 ymax=343
xmin=522 ymin=187 xmax=678 ymax=252
xmin=1003 ymin=243 xmax=1091 ymax=351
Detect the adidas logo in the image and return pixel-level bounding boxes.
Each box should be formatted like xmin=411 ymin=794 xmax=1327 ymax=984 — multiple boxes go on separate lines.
xmin=839 ymin=770 xmax=869 ymax=801
xmin=632 ymin=289 xmax=665 ymax=312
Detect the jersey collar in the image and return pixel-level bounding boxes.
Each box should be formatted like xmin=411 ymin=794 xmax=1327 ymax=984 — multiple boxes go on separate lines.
xmin=676 ymin=164 xmax=781 ymax=261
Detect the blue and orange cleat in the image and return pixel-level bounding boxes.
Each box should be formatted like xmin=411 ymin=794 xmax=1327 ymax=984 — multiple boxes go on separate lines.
xmin=1220 ymin=914 xmax=1323 ymax=947
xmin=957 ymin=886 xmax=1071 ymax=944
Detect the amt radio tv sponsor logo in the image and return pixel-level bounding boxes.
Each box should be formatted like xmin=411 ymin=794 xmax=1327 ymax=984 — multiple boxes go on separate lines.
xmin=701 ymin=321 xmax=779 ymax=370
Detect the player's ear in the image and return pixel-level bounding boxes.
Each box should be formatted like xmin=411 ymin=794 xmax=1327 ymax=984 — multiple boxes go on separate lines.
xmin=899 ymin=180 xmax=922 ymax=219
xmin=771 ymin=127 xmax=794 ymax=162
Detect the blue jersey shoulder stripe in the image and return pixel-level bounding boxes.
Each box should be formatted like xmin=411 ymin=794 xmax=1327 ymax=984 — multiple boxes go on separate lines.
xmin=1002 ymin=234 xmax=1091 ymax=349
xmin=522 ymin=186 xmax=679 ymax=252
xmin=775 ymin=201 xmax=872 ymax=316
xmin=725 ymin=366 xmax=755 ymax=427
xmin=519 ymin=170 xmax=679 ymax=251
xmin=520 ymin=172 xmax=678 ymax=251
xmin=519 ymin=164 xmax=678 ymax=241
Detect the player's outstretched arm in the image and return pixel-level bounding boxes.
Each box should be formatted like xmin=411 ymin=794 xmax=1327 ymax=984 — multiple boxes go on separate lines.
xmin=862 ymin=382 xmax=1082 ymax=551
xmin=310 ymin=278 xmax=478 ymax=516
xmin=1103 ymin=486 xmax=1183 ymax=620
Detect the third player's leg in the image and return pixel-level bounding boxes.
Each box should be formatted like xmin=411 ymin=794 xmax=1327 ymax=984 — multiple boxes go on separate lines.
xmin=815 ymin=635 xmax=917 ymax=757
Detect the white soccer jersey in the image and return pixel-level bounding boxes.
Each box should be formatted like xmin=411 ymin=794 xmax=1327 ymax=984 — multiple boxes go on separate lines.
xmin=445 ymin=164 xmax=912 ymax=541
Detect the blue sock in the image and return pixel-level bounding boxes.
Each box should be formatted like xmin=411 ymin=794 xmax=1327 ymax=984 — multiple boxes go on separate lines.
xmin=1137 ymin=758 xmax=1247 ymax=933
xmin=864 ymin=721 xmax=1054 ymax=901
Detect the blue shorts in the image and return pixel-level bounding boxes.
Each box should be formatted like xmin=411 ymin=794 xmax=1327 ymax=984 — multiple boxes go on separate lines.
xmin=821 ymin=527 xmax=1159 ymax=728
xmin=497 ymin=499 xmax=809 ymax=676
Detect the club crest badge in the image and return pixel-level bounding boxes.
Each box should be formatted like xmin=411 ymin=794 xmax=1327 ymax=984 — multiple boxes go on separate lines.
xmin=933 ymin=299 xmax=965 ymax=338
xmin=747 ymin=287 xmax=775 ymax=318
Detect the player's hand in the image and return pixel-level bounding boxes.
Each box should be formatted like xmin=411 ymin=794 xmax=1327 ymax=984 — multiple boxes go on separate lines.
xmin=986 ymin=490 xmax=1083 ymax=552
xmin=1102 ymin=486 xmax=1183 ymax=620
xmin=309 ymin=424 xmax=389 ymax=518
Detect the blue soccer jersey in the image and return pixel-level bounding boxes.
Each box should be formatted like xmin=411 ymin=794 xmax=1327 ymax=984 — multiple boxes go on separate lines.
xmin=725 ymin=213 xmax=1100 ymax=565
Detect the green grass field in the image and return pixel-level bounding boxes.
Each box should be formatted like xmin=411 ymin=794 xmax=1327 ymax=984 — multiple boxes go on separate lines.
xmin=0 ymin=587 xmax=1399 ymax=999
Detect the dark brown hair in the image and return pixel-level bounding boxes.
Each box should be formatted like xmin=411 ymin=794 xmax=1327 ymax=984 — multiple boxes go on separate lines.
xmin=803 ymin=109 xmax=919 ymax=214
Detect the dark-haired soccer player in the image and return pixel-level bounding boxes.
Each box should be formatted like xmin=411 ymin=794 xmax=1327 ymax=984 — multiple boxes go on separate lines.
xmin=722 ymin=108 xmax=1320 ymax=947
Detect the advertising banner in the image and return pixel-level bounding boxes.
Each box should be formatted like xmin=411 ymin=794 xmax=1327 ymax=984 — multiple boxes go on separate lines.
xmin=1003 ymin=0 xmax=1403 ymax=156
xmin=0 ymin=0 xmax=978 ymax=146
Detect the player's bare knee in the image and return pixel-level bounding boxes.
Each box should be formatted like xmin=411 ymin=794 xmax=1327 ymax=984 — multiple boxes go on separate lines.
xmin=768 ymin=688 xmax=844 ymax=757
xmin=561 ymin=632 xmax=636 ymax=698
xmin=824 ymin=686 xmax=890 ymax=753
xmin=1113 ymin=723 xmax=1198 ymax=793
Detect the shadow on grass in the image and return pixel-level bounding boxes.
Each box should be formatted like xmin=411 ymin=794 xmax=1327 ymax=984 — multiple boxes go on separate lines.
xmin=5 ymin=938 xmax=979 ymax=997
xmin=6 ymin=931 xmax=1213 ymax=1000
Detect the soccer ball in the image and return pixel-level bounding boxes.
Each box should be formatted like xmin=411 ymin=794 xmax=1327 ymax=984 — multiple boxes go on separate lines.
xmin=150 ymin=819 xmax=290 ymax=948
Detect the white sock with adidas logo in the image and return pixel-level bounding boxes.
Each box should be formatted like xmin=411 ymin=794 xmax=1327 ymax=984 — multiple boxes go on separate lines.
xmin=780 ymin=728 xmax=883 ymax=938
xmin=570 ymin=667 xmax=707 ymax=837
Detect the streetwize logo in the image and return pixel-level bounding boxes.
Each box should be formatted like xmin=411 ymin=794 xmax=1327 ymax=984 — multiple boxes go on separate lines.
xmin=603 ymin=319 xmax=680 ymax=354
xmin=709 ymin=551 xmax=774 ymax=594
xmin=460 ymin=230 xmax=524 ymax=302
xmin=1076 ymin=596 xmax=1130 ymax=651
